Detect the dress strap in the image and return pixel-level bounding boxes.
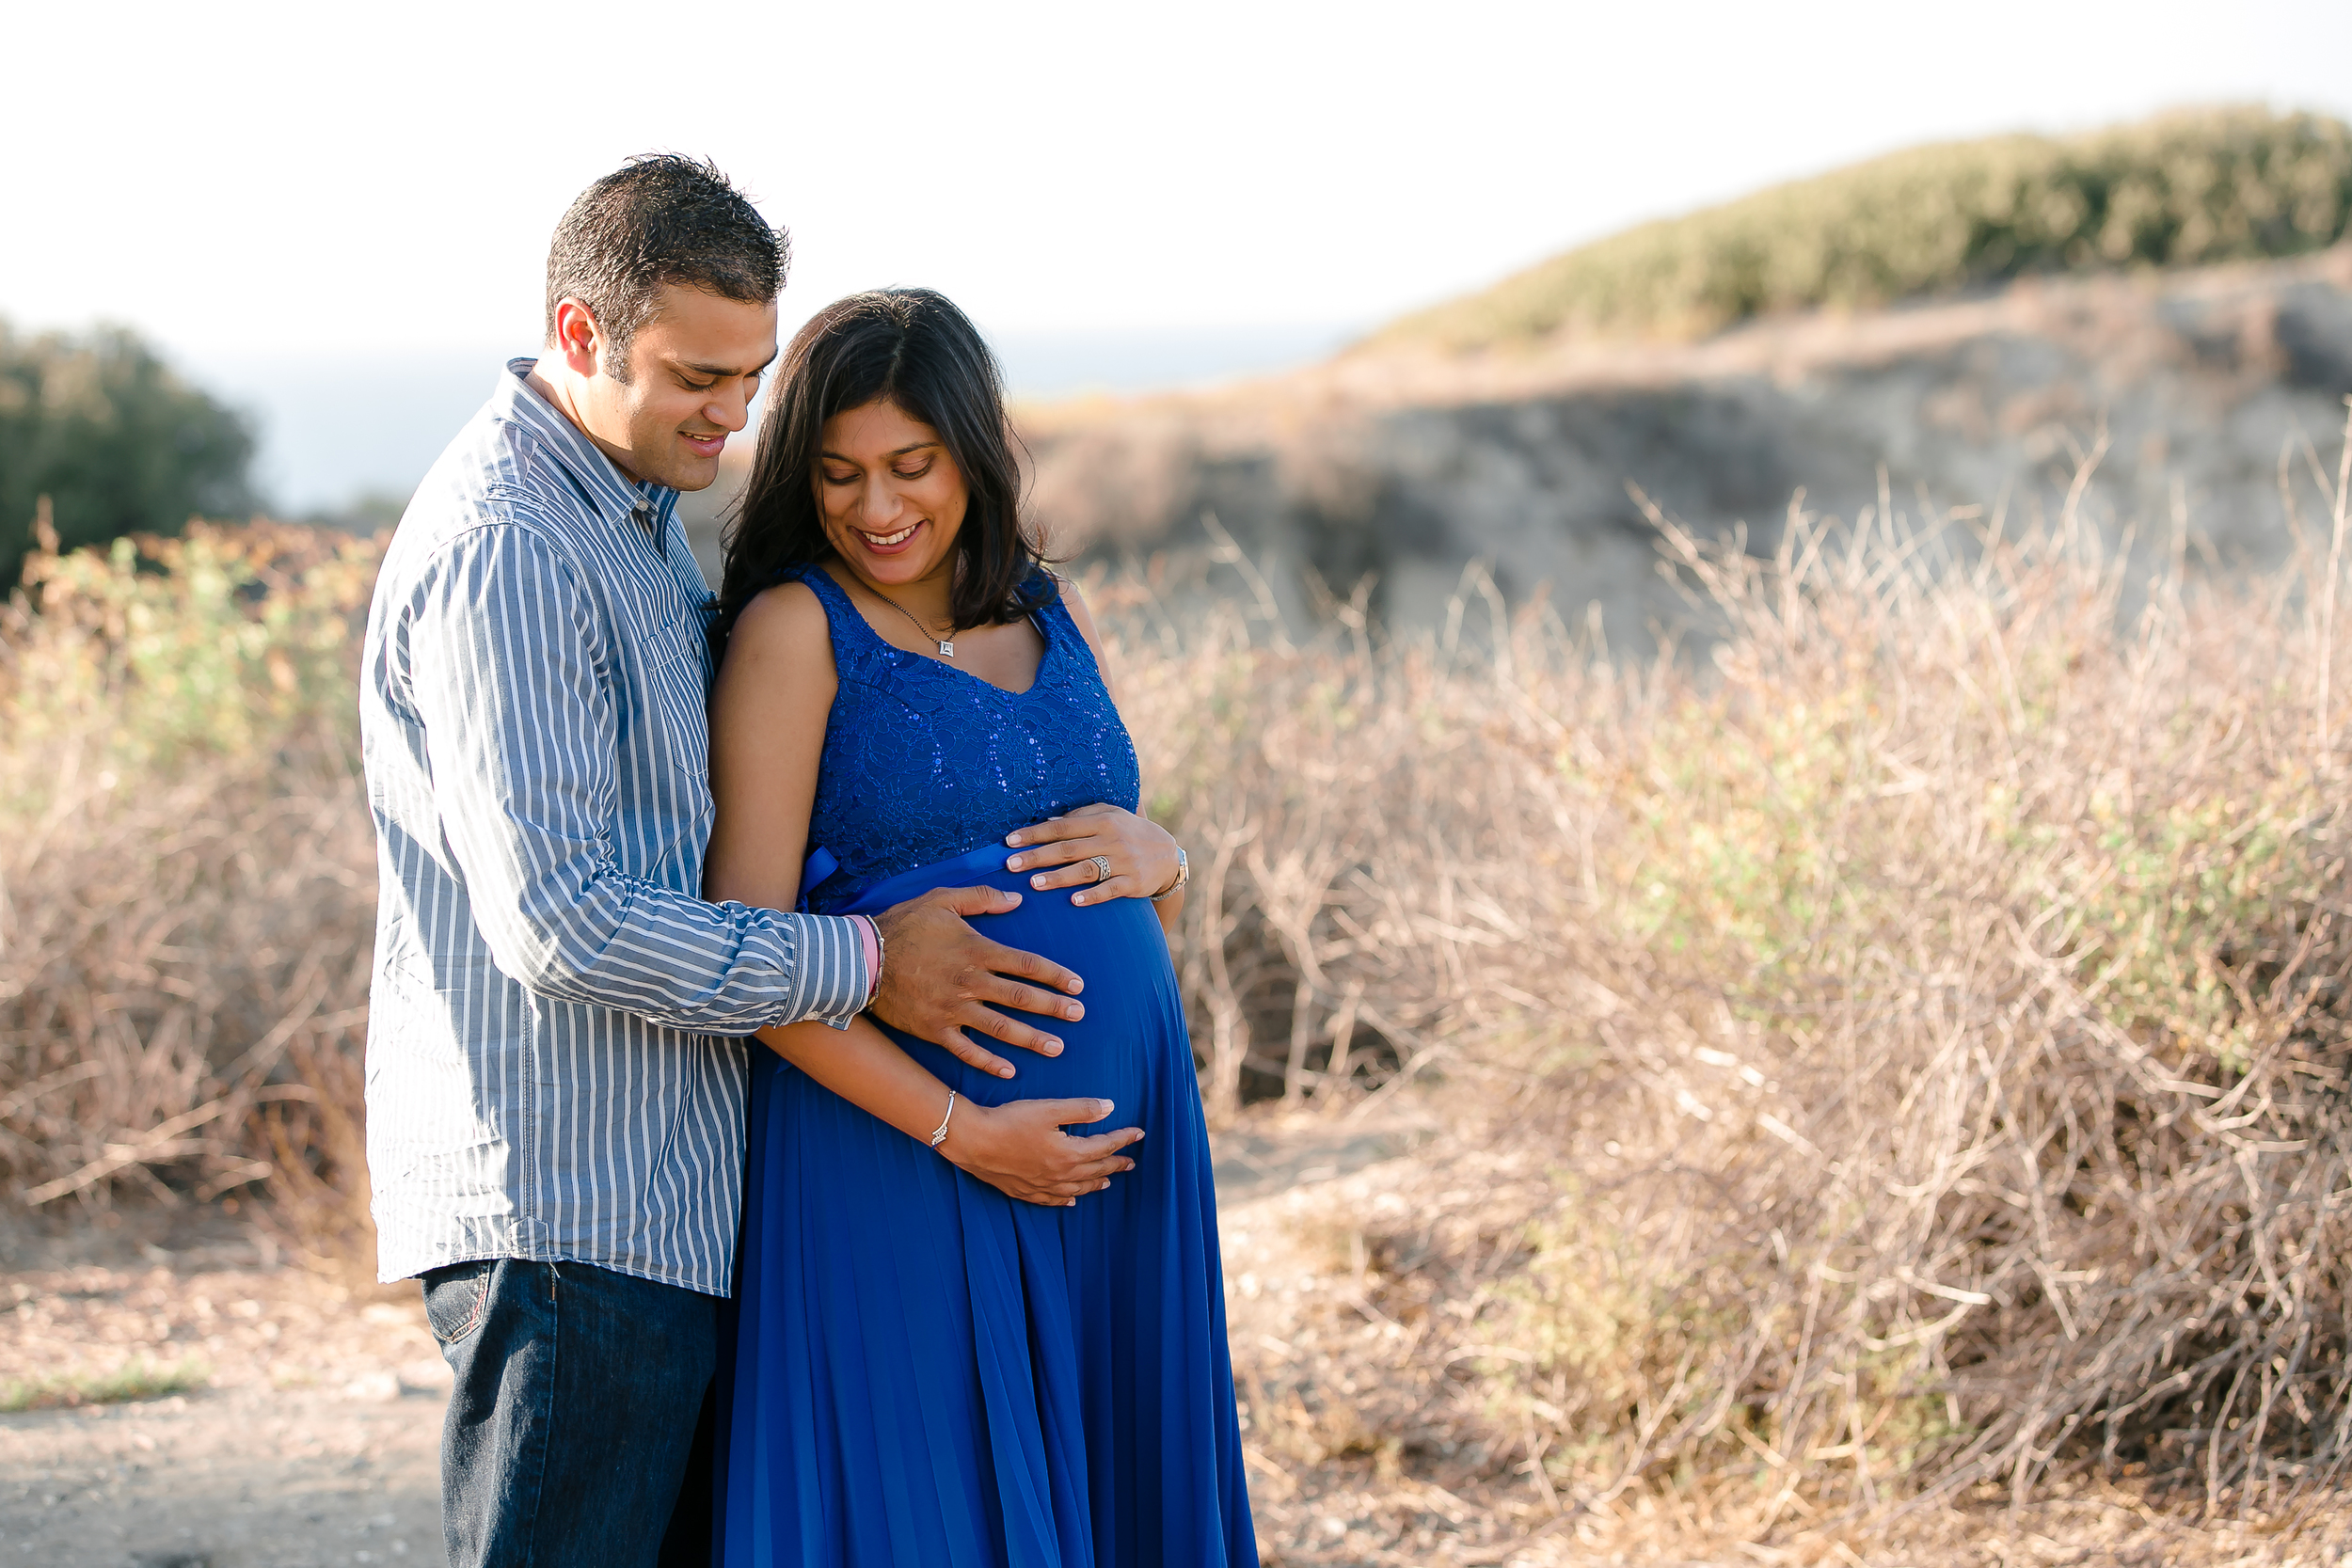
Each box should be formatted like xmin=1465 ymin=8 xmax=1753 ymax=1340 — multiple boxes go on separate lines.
xmin=783 ymin=562 xmax=853 ymax=619
xmin=780 ymin=568 xmax=867 ymax=911
xmin=1026 ymin=569 xmax=1102 ymax=683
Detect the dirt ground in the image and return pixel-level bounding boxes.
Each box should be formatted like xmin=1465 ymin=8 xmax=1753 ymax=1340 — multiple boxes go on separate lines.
xmin=0 ymin=1117 xmax=1420 ymax=1568
xmin=0 ymin=1199 xmax=447 ymax=1568
xmin=8 ymin=1117 xmax=2352 ymax=1568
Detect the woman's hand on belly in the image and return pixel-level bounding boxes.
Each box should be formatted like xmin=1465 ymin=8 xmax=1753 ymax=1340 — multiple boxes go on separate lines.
xmin=944 ymin=1097 xmax=1143 ymax=1207
xmin=1005 ymin=803 xmax=1183 ymax=907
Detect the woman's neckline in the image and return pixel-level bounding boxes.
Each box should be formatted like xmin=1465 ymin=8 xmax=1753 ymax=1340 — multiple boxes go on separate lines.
xmin=810 ymin=564 xmax=1051 ymax=699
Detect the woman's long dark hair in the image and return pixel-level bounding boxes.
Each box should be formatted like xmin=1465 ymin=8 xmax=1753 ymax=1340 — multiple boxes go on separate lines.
xmin=711 ymin=288 xmax=1051 ymax=657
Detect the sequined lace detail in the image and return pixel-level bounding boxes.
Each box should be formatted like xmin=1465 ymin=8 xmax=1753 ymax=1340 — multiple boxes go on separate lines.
xmin=788 ymin=564 xmax=1142 ymax=911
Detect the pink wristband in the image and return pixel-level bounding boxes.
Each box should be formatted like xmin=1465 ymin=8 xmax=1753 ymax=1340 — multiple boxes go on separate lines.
xmin=851 ymin=914 xmax=881 ymax=1008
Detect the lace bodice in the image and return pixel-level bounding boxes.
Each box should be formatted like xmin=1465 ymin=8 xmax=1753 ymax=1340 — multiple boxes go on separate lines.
xmin=787 ymin=564 xmax=1142 ymax=913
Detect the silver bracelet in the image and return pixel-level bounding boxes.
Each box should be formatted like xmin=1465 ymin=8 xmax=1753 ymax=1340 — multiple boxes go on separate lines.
xmin=866 ymin=915 xmax=886 ymax=1011
xmin=929 ymin=1090 xmax=959 ymax=1150
xmin=1151 ymin=846 xmax=1190 ymax=903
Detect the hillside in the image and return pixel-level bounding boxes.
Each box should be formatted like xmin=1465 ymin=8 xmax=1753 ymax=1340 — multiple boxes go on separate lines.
xmin=1377 ymin=104 xmax=2352 ymax=353
xmin=669 ymin=109 xmax=2352 ymax=644
xmin=1009 ymin=244 xmax=2352 ymax=641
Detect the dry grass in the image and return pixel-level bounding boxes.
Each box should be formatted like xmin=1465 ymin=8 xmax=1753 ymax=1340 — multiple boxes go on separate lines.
xmin=1104 ymin=420 xmax=2352 ymax=1538
xmin=9 ymin=423 xmax=2352 ymax=1544
xmin=0 ymin=521 xmax=382 ymax=1264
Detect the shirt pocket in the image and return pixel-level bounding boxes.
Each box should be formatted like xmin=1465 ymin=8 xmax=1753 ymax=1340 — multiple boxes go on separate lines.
xmin=638 ymin=618 xmax=712 ymax=787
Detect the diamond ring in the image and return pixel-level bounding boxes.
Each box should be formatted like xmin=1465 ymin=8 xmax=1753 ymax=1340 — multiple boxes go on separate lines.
xmin=1088 ymin=855 xmax=1113 ymax=884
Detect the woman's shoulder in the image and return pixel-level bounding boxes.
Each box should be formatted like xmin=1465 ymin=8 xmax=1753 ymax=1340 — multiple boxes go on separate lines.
xmin=707 ymin=576 xmax=839 ymax=749
xmin=723 ymin=576 xmax=833 ymax=668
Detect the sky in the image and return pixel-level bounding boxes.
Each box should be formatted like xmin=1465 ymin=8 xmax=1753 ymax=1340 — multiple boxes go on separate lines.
xmin=4 ymin=0 xmax=2345 ymax=509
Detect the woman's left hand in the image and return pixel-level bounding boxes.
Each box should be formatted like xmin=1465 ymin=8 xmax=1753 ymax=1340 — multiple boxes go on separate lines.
xmin=1005 ymin=804 xmax=1181 ymax=906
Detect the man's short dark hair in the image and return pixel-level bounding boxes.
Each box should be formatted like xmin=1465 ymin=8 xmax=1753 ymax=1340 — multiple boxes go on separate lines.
xmin=544 ymin=154 xmax=788 ymax=379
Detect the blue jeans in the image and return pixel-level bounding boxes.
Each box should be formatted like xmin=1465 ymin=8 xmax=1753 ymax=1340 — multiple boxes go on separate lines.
xmin=421 ymin=1258 xmax=718 ymax=1568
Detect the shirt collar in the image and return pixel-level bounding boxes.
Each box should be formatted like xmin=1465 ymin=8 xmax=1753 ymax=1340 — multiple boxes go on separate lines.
xmin=494 ymin=357 xmax=680 ymax=539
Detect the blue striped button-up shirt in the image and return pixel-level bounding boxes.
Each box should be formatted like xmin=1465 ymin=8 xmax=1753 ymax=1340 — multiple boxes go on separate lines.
xmin=359 ymin=359 xmax=866 ymax=1295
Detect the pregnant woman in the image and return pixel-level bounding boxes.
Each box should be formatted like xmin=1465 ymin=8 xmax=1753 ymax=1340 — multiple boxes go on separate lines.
xmin=702 ymin=288 xmax=1257 ymax=1566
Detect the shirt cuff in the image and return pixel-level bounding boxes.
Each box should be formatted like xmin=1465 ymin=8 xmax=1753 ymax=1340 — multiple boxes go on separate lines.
xmin=795 ymin=912 xmax=873 ymax=1032
xmin=851 ymin=915 xmax=881 ymax=1008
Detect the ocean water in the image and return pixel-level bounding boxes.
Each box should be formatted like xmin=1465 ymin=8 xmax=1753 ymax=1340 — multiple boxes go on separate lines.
xmin=181 ymin=324 xmax=1357 ymax=518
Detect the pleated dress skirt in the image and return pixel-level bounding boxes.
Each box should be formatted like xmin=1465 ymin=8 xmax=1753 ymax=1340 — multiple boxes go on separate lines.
xmin=713 ymin=842 xmax=1259 ymax=1567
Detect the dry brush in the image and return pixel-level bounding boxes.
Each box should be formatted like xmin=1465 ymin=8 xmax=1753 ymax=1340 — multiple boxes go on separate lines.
xmin=1110 ymin=432 xmax=2352 ymax=1528
xmin=8 ymin=438 xmax=2352 ymax=1528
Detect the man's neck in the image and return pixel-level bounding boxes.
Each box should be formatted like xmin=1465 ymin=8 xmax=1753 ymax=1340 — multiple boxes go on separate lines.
xmin=524 ymin=358 xmax=648 ymax=487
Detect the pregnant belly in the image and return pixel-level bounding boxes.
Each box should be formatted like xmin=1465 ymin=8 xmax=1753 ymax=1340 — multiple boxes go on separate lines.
xmin=834 ymin=853 xmax=1186 ymax=1119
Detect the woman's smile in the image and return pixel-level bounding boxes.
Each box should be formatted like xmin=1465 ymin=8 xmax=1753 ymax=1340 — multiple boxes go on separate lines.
xmin=857 ymin=518 xmax=924 ymax=553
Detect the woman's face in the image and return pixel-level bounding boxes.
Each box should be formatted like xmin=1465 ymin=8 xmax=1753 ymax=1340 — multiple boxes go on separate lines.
xmin=815 ymin=398 xmax=967 ymax=593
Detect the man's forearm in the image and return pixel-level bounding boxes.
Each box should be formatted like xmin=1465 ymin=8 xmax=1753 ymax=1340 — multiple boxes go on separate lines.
xmin=480 ymin=867 xmax=870 ymax=1033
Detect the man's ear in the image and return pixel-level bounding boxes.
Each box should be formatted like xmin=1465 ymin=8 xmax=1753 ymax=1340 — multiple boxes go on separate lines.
xmin=549 ymin=298 xmax=607 ymax=378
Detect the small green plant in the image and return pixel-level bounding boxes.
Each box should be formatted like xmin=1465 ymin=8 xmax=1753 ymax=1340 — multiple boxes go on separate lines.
xmin=0 ymin=1355 xmax=211 ymax=1413
xmin=8 ymin=521 xmax=376 ymax=777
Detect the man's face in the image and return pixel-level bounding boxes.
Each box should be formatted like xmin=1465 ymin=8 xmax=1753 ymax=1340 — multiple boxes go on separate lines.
xmin=575 ymin=284 xmax=778 ymax=492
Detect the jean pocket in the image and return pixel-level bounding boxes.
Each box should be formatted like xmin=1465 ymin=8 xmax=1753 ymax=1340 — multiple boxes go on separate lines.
xmin=421 ymin=1259 xmax=495 ymax=1347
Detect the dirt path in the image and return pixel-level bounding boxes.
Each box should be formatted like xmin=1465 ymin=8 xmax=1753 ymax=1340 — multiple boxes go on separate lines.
xmin=4 ymin=1385 xmax=440 ymax=1567
xmin=15 ymin=1117 xmax=2298 ymax=1567
xmin=0 ymin=1212 xmax=451 ymax=1567
xmin=1 ymin=1118 xmax=1420 ymax=1568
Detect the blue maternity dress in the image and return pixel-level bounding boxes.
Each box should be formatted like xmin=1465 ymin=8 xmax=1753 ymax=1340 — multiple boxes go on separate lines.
xmin=713 ymin=565 xmax=1258 ymax=1567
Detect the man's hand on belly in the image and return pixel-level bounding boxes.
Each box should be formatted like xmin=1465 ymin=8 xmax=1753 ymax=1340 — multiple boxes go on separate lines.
xmin=872 ymin=886 xmax=1087 ymax=1079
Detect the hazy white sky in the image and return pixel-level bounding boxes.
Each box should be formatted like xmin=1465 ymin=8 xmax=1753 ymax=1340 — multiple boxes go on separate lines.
xmin=2 ymin=0 xmax=2341 ymax=508
xmin=7 ymin=0 xmax=2344 ymax=358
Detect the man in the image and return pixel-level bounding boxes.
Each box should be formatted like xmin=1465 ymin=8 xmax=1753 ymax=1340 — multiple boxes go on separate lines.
xmin=359 ymin=155 xmax=1142 ymax=1568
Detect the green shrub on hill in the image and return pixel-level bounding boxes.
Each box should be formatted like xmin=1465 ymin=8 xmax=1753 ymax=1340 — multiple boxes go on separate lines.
xmin=0 ymin=320 xmax=257 ymax=591
xmin=1380 ymin=104 xmax=2352 ymax=352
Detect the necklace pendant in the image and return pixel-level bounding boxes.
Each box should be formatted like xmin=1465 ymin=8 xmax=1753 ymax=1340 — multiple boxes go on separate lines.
xmin=938 ymin=639 xmax=955 ymax=657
